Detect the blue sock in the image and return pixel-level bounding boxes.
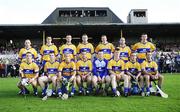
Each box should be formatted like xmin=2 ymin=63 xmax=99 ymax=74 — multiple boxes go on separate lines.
xmin=71 ymin=86 xmax=75 ymax=93
xmin=112 ymin=88 xmax=117 ymax=94
xmin=33 ymin=88 xmax=37 ymax=93
xmin=124 ymin=87 xmax=128 ymax=93
xmin=45 ymin=84 xmax=48 ymax=90
xmin=24 ymin=88 xmax=29 ymax=94
xmin=141 ymin=87 xmax=144 ymax=92
xmin=150 ymin=84 xmax=152 ymax=88
xmin=146 ymin=87 xmax=150 ymax=92
xmin=96 ymin=88 xmax=100 ymax=93
xmin=128 ymin=88 xmax=131 ymax=93
xmin=57 ymin=88 xmax=62 ymax=94
xmin=89 ymin=84 xmax=93 ymax=92
xmin=61 ymin=84 xmax=67 ymax=94
xmin=22 ymin=88 xmax=26 ymax=94
xmin=52 ymin=89 xmax=56 ymax=93
xmin=42 ymin=88 xmax=46 ymax=94
xmin=79 ymin=86 xmax=83 ymax=91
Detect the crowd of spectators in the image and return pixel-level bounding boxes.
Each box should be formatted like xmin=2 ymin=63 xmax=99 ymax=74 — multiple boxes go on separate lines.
xmin=154 ymin=51 xmax=180 ymax=73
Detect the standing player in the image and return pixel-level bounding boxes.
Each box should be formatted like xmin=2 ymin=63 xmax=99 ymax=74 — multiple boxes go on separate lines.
xmin=76 ymin=50 xmax=92 ymax=94
xmin=132 ymin=33 xmax=156 ymax=63
xmin=17 ymin=52 xmax=39 ymax=96
xmin=108 ymin=48 xmax=128 ymax=97
xmin=95 ymin=35 xmax=115 ymax=60
xmin=59 ymin=35 xmax=77 ymax=61
xmin=40 ymin=36 xmax=58 ymax=66
xmin=38 ymin=52 xmax=59 ymax=96
xmin=18 ymin=39 xmax=38 ymax=62
xmin=77 ymin=34 xmax=94 ymax=60
xmin=118 ymin=37 xmax=131 ymax=63
xmin=141 ymin=52 xmax=164 ymax=96
xmin=125 ymin=53 xmax=143 ymax=96
xmin=57 ymin=53 xmax=76 ymax=97
xmin=92 ymin=51 xmax=110 ymax=95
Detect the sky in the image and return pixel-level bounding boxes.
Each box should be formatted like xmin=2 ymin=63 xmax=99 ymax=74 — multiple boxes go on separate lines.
xmin=0 ymin=0 xmax=180 ymax=24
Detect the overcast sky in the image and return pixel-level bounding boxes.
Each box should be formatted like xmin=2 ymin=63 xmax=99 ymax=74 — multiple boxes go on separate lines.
xmin=0 ymin=0 xmax=180 ymax=24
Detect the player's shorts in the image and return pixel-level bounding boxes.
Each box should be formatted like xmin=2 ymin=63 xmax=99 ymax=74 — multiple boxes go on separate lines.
xmin=137 ymin=58 xmax=146 ymax=63
xmin=123 ymin=60 xmax=129 ymax=63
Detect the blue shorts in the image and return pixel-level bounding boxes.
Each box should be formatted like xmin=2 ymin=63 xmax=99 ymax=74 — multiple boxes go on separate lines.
xmin=124 ymin=60 xmax=129 ymax=63
xmin=94 ymin=74 xmax=107 ymax=79
xmin=137 ymin=58 xmax=146 ymax=63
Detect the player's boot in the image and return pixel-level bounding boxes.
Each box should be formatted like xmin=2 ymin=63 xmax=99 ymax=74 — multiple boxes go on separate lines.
xmin=124 ymin=92 xmax=128 ymax=97
xmin=70 ymin=86 xmax=75 ymax=97
xmin=50 ymin=89 xmax=56 ymax=96
xmin=34 ymin=91 xmax=38 ymax=96
xmin=24 ymin=88 xmax=30 ymax=94
xmin=145 ymin=92 xmax=150 ymax=96
xmin=156 ymin=90 xmax=161 ymax=96
xmin=78 ymin=87 xmax=83 ymax=95
xmin=116 ymin=90 xmax=121 ymax=97
xmin=57 ymin=88 xmax=62 ymax=98
xmin=141 ymin=92 xmax=145 ymax=97
xmin=86 ymin=90 xmax=90 ymax=95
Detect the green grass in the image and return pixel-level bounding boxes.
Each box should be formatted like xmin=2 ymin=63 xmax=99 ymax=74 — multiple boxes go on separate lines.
xmin=0 ymin=73 xmax=180 ymax=112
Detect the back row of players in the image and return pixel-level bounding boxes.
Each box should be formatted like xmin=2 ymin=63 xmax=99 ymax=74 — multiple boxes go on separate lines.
xmin=17 ymin=34 xmax=164 ymax=98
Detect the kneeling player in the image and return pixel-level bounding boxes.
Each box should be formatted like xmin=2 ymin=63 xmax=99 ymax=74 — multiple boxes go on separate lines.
xmin=38 ymin=52 xmax=59 ymax=96
xmin=141 ymin=52 xmax=164 ymax=96
xmin=17 ymin=52 xmax=39 ymax=96
xmin=76 ymin=51 xmax=92 ymax=95
xmin=92 ymin=51 xmax=110 ymax=95
xmin=125 ymin=53 xmax=143 ymax=96
xmin=108 ymin=48 xmax=128 ymax=97
xmin=57 ymin=53 xmax=76 ymax=97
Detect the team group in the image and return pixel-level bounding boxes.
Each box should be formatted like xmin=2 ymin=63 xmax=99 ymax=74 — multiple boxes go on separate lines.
xmin=17 ymin=33 xmax=164 ymax=98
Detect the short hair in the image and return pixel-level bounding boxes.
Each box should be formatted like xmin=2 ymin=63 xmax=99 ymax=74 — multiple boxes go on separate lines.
xmin=82 ymin=34 xmax=88 ymax=37
xmin=146 ymin=52 xmax=152 ymax=55
xmin=66 ymin=34 xmax=72 ymax=37
xmin=101 ymin=35 xmax=107 ymax=37
xmin=141 ymin=33 xmax=147 ymax=36
xmin=49 ymin=51 xmax=55 ymax=54
xmin=26 ymin=52 xmax=32 ymax=55
xmin=115 ymin=47 xmax=120 ymax=51
xmin=120 ymin=37 xmax=125 ymax=41
xmin=131 ymin=52 xmax=137 ymax=56
xmin=81 ymin=49 xmax=87 ymax=53
xmin=46 ymin=36 xmax=52 ymax=39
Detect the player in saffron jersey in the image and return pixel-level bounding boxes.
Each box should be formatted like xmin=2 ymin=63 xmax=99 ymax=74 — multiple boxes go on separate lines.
xmin=77 ymin=34 xmax=94 ymax=60
xmin=95 ymin=35 xmax=115 ymax=60
xmin=118 ymin=37 xmax=131 ymax=63
xmin=125 ymin=53 xmax=143 ymax=96
xmin=18 ymin=39 xmax=38 ymax=63
xmin=17 ymin=52 xmax=39 ymax=96
xmin=40 ymin=36 xmax=58 ymax=66
xmin=59 ymin=35 xmax=77 ymax=61
xmin=92 ymin=51 xmax=110 ymax=95
xmin=76 ymin=50 xmax=92 ymax=94
xmin=57 ymin=53 xmax=76 ymax=97
xmin=141 ymin=52 xmax=164 ymax=96
xmin=132 ymin=33 xmax=156 ymax=63
xmin=38 ymin=52 xmax=59 ymax=96
xmin=108 ymin=48 xmax=128 ymax=97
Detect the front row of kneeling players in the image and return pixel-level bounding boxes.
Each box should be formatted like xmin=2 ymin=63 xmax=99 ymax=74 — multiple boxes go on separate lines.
xmin=17 ymin=48 xmax=164 ymax=98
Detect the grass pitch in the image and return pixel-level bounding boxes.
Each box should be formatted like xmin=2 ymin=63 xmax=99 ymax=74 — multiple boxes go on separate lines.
xmin=0 ymin=73 xmax=180 ymax=112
